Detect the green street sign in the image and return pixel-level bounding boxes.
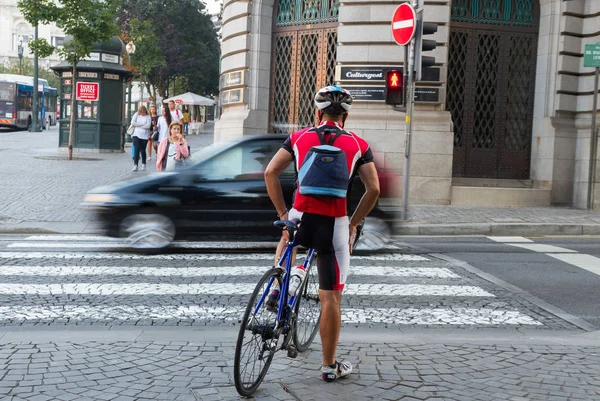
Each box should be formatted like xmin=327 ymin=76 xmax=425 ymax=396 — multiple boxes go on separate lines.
xmin=584 ymin=43 xmax=600 ymax=68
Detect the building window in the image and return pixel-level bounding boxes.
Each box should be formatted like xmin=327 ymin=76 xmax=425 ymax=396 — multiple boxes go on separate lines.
xmin=53 ymin=36 xmax=65 ymax=47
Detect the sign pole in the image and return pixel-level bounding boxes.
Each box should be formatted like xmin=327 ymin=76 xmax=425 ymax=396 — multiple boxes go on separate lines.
xmin=588 ymin=66 xmax=599 ymax=210
xmin=402 ymin=14 xmax=416 ymax=222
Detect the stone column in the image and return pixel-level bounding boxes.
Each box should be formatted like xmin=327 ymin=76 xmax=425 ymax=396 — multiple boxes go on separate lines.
xmin=214 ymin=0 xmax=274 ymax=142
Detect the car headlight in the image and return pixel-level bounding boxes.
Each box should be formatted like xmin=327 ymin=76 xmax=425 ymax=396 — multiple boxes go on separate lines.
xmin=83 ymin=194 xmax=119 ymax=203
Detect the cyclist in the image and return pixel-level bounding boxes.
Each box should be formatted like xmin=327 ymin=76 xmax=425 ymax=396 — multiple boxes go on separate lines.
xmin=264 ymin=85 xmax=380 ymax=382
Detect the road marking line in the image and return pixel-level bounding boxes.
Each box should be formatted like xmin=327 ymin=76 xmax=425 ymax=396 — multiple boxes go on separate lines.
xmin=25 ymin=235 xmax=121 ymax=242
xmin=0 ymin=283 xmax=492 ymax=296
xmin=505 ymin=243 xmax=577 ymax=253
xmin=7 ymin=242 xmax=276 ymax=249
xmin=0 ymin=305 xmax=539 ymax=325
xmin=487 ymin=236 xmax=533 ymax=243
xmin=0 ymin=252 xmax=429 ymax=262
xmin=0 ymin=266 xmax=459 ymax=279
xmin=546 ymin=253 xmax=600 ymax=276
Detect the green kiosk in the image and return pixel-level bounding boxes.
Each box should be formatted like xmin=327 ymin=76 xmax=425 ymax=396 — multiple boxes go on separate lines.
xmin=51 ymin=36 xmax=132 ymax=152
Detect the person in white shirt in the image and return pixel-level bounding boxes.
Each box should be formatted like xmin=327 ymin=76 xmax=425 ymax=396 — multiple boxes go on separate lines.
xmin=156 ymin=105 xmax=173 ymax=144
xmin=168 ymin=100 xmax=182 ymax=122
xmin=130 ymin=105 xmax=152 ymax=172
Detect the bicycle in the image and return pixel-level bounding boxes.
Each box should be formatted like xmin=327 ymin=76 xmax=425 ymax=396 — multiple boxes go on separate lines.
xmin=233 ymin=218 xmax=321 ymax=397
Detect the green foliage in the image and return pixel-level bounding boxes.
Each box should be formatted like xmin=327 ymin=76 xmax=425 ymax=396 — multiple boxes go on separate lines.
xmin=120 ymin=0 xmax=220 ymax=97
xmin=0 ymin=59 xmax=60 ymax=89
xmin=18 ymin=0 xmax=119 ymax=64
xmin=26 ymin=38 xmax=55 ymax=59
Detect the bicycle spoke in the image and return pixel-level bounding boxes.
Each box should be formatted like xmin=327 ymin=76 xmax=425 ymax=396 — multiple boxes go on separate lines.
xmin=234 ymin=268 xmax=281 ymax=396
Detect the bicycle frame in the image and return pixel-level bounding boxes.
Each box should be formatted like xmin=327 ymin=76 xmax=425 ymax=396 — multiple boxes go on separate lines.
xmin=253 ymin=242 xmax=317 ymax=331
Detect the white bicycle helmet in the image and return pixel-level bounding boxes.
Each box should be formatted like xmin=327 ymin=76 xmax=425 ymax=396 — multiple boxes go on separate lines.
xmin=314 ymin=85 xmax=353 ymax=114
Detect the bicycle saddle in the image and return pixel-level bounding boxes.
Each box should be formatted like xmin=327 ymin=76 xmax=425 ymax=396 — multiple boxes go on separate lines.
xmin=273 ymin=218 xmax=300 ymax=231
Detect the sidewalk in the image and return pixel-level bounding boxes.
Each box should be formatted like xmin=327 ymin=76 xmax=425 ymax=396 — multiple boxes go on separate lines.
xmin=1 ymin=125 xmax=600 ymax=236
xmin=0 ymin=326 xmax=598 ymax=400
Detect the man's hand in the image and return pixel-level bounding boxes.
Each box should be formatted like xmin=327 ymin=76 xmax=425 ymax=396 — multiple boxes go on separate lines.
xmin=349 ymin=223 xmax=358 ymax=254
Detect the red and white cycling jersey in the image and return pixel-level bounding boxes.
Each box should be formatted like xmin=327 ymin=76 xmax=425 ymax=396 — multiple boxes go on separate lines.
xmin=282 ymin=121 xmax=373 ymax=217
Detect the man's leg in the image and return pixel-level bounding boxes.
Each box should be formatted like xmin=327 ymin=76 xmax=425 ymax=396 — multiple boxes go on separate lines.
xmin=319 ymin=289 xmax=342 ymax=365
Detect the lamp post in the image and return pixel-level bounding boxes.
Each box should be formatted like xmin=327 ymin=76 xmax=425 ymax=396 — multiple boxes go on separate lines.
xmin=17 ymin=35 xmax=23 ymax=75
xmin=29 ymin=25 xmax=40 ymax=132
xmin=126 ymin=41 xmax=135 ymax=144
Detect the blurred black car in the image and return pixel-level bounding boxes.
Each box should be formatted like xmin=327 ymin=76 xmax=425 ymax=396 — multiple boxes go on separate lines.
xmin=83 ymin=134 xmax=398 ymax=249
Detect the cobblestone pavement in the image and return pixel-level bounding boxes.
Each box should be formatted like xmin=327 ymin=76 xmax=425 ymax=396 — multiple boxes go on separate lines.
xmin=0 ymin=125 xmax=214 ymax=225
xmin=0 ymin=330 xmax=598 ymax=400
xmin=0 ymin=236 xmax=582 ymax=329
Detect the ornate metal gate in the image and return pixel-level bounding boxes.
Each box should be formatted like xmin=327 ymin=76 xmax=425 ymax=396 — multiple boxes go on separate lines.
xmin=447 ymin=0 xmax=539 ymax=179
xmin=270 ymin=0 xmax=339 ymax=133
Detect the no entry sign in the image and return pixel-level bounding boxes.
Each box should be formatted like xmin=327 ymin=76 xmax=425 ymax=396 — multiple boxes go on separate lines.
xmin=76 ymin=82 xmax=99 ymax=101
xmin=392 ymin=3 xmax=417 ymax=46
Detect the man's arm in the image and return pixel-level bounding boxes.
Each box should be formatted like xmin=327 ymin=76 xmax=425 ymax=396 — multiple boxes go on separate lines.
xmin=350 ymin=162 xmax=380 ymax=227
xmin=264 ymin=149 xmax=294 ymax=218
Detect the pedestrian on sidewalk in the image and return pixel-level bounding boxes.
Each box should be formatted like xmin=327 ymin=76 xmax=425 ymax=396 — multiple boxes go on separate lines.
xmin=156 ymin=105 xmax=172 ymax=144
xmin=156 ymin=121 xmax=189 ymax=172
xmin=130 ymin=105 xmax=151 ymax=172
xmin=168 ymin=100 xmax=182 ymax=123
xmin=147 ymin=105 xmax=159 ymax=161
xmin=183 ymin=107 xmax=190 ymax=135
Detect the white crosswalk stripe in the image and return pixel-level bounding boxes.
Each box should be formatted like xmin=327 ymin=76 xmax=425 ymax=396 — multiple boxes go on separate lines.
xmin=0 ymin=251 xmax=428 ymax=261
xmin=0 ymin=283 xmax=494 ymax=297
xmin=0 ymin=265 xmax=461 ymax=279
xmin=0 ymin=236 xmax=543 ymax=326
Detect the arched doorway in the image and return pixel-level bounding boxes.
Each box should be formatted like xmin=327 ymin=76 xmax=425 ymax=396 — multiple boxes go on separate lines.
xmin=447 ymin=0 xmax=540 ymax=179
xmin=269 ymin=0 xmax=339 ymax=133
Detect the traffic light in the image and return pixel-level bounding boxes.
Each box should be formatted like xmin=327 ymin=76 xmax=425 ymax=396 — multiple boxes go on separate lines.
xmin=385 ymin=69 xmax=404 ymax=105
xmin=414 ymin=11 xmax=437 ymax=81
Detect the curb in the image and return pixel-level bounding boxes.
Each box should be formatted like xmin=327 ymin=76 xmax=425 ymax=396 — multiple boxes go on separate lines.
xmin=2 ymin=222 xmax=600 ymax=237
xmin=393 ymin=223 xmax=600 ymax=236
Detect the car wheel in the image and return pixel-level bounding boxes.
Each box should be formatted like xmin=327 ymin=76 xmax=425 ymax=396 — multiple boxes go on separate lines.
xmin=354 ymin=217 xmax=392 ymax=252
xmin=120 ymin=213 xmax=175 ymax=249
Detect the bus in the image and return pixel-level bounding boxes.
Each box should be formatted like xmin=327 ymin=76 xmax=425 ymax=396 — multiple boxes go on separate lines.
xmin=0 ymin=74 xmax=58 ymax=130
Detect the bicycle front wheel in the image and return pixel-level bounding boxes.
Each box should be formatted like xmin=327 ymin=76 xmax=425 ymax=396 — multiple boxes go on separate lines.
xmin=293 ymin=254 xmax=321 ymax=352
xmin=234 ymin=268 xmax=281 ymax=397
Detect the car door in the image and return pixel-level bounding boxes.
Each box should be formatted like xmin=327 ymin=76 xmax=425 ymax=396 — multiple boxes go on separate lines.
xmin=180 ymin=137 xmax=295 ymax=240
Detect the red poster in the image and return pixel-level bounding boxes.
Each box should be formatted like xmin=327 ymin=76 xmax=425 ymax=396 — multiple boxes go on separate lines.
xmin=76 ymin=82 xmax=99 ymax=101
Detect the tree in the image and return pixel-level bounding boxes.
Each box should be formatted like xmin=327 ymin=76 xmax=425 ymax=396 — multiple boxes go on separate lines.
xmin=18 ymin=0 xmax=119 ymax=160
xmin=119 ymin=0 xmax=220 ymax=99
xmin=0 ymin=59 xmax=60 ymax=89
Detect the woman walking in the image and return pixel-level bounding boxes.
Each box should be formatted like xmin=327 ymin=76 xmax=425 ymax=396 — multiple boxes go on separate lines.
xmin=147 ymin=105 xmax=159 ymax=161
xmin=130 ymin=105 xmax=151 ymax=171
xmin=156 ymin=121 xmax=189 ymax=171
xmin=156 ymin=105 xmax=172 ymax=144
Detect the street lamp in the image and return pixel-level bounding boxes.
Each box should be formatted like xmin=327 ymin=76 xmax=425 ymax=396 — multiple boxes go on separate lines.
xmin=126 ymin=41 xmax=136 ymax=144
xmin=17 ymin=35 xmax=23 ymax=75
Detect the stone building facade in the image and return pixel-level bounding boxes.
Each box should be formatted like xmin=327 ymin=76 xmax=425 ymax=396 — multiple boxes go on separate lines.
xmin=0 ymin=0 xmax=64 ymax=69
xmin=215 ymin=0 xmax=600 ymax=210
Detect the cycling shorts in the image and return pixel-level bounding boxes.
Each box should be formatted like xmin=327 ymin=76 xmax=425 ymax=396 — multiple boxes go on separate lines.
xmin=288 ymin=208 xmax=349 ymax=291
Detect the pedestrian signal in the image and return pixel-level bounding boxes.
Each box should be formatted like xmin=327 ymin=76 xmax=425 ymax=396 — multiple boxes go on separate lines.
xmin=385 ymin=70 xmax=404 ymax=105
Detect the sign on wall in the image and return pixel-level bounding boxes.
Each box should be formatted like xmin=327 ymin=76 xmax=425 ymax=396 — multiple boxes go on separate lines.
xmin=101 ymin=53 xmax=119 ymax=64
xmin=220 ymin=70 xmax=246 ymax=90
xmin=221 ymin=88 xmax=244 ymax=105
xmin=79 ymin=72 xmax=98 ymax=78
xmin=337 ymin=65 xmax=441 ymax=83
xmin=345 ymin=85 xmax=440 ymax=103
xmin=76 ymin=82 xmax=99 ymax=101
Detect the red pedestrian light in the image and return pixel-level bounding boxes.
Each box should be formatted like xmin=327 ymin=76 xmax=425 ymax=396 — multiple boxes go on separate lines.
xmin=385 ymin=70 xmax=404 ymax=105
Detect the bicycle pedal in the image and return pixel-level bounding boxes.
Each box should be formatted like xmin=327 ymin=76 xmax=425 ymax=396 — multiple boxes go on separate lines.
xmin=287 ymin=345 xmax=298 ymax=359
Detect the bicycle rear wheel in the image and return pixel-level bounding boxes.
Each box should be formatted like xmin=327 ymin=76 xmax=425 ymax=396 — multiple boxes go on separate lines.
xmin=293 ymin=254 xmax=321 ymax=352
xmin=234 ymin=268 xmax=281 ymax=397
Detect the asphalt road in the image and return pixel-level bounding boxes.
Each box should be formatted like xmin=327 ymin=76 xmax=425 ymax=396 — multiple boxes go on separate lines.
xmin=398 ymin=235 xmax=600 ymax=329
